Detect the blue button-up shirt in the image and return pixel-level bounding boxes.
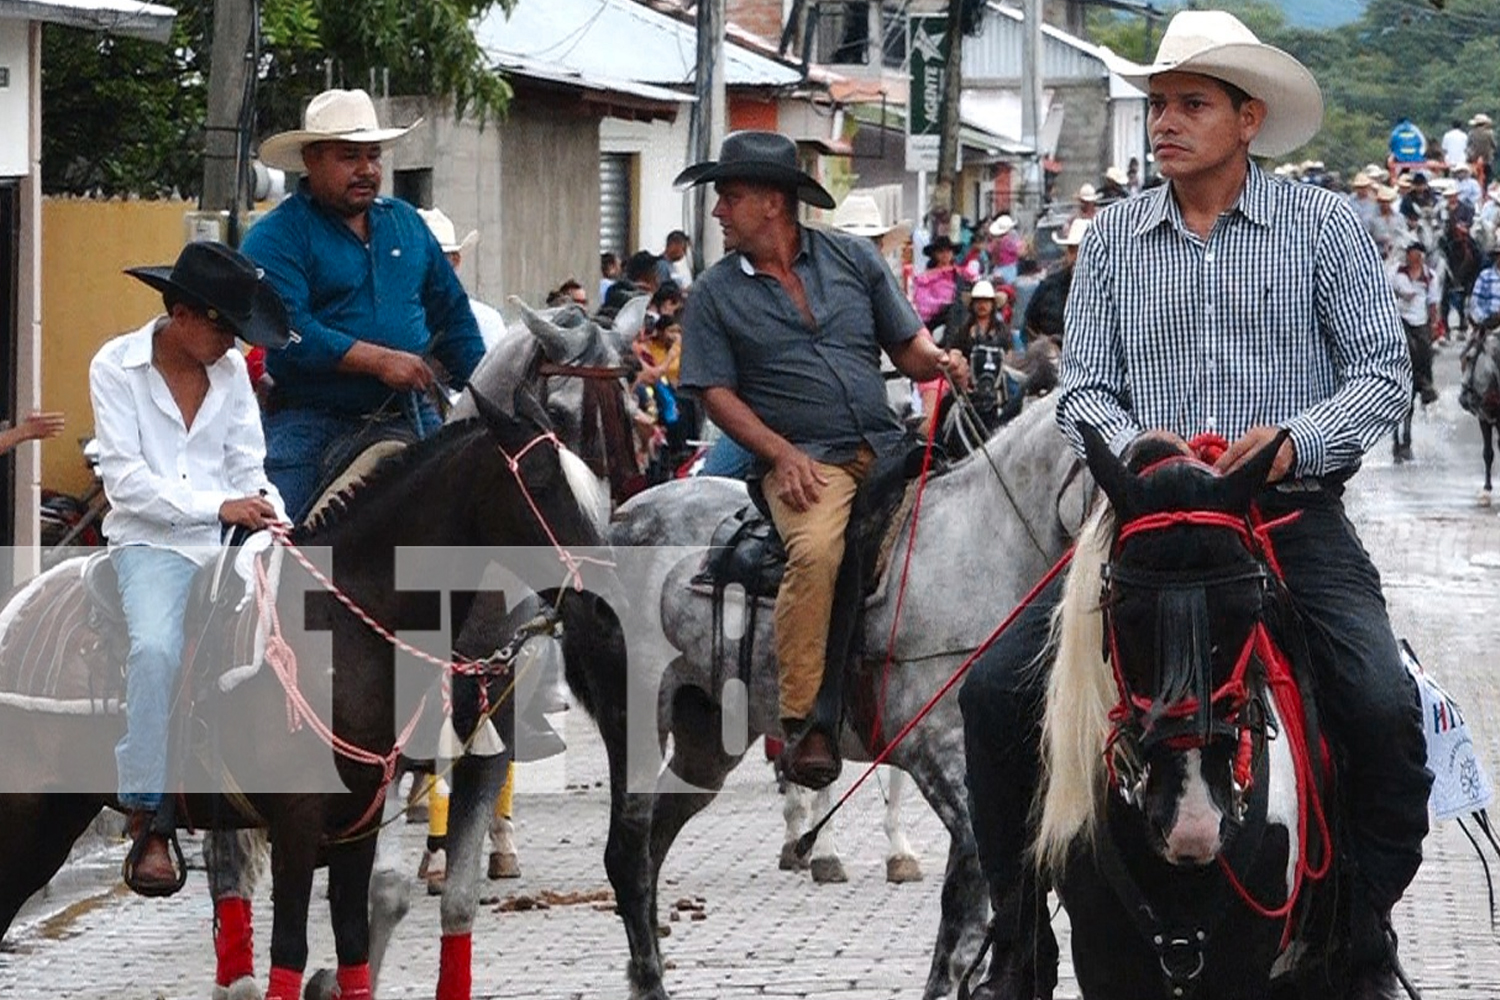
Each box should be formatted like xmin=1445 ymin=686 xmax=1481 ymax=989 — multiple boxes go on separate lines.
xmin=242 ymin=182 xmax=484 ymax=416
xmin=1058 ymin=161 xmax=1411 ymax=478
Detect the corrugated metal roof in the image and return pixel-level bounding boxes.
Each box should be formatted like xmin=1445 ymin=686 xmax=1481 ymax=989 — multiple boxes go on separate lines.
xmin=476 ymin=0 xmax=803 ymax=89
xmin=962 ymin=2 xmax=1111 ymax=84
xmin=0 ymin=0 xmax=175 ymax=42
xmin=498 ymin=55 xmax=695 ymax=107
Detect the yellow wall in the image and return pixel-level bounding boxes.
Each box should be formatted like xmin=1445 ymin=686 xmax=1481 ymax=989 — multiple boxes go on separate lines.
xmin=40 ymin=198 xmax=191 ymax=495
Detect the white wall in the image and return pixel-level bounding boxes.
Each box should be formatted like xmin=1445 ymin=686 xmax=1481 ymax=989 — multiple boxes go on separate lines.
xmin=0 ymin=19 xmax=31 ymax=177
xmin=601 ymin=115 xmax=692 ymax=257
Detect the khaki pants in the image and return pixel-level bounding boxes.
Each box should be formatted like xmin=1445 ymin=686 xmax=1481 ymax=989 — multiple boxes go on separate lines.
xmin=763 ymin=447 xmax=874 ymax=721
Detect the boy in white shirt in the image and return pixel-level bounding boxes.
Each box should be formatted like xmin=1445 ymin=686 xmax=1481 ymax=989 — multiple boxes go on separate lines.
xmin=89 ymin=240 xmax=292 ymax=895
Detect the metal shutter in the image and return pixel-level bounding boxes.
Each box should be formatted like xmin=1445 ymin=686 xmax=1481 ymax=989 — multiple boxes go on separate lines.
xmin=599 ymin=154 xmax=632 ymax=258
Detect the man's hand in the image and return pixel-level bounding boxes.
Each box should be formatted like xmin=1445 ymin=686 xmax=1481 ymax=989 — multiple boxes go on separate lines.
xmin=1214 ymin=425 xmax=1296 ymax=482
xmin=219 ymin=495 xmax=278 ymax=530
xmin=936 ymin=348 xmax=972 ymax=392
xmin=768 ymin=445 xmax=829 ymax=514
xmin=373 ymin=348 xmax=436 ymax=392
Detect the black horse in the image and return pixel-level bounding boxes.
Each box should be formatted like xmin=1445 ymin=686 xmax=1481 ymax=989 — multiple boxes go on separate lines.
xmin=0 ymin=391 xmax=609 ymax=1000
xmin=1029 ymin=428 xmax=1402 ymax=999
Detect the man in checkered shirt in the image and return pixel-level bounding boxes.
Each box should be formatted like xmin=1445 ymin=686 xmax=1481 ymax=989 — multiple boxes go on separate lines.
xmin=958 ymin=12 xmax=1431 ymax=999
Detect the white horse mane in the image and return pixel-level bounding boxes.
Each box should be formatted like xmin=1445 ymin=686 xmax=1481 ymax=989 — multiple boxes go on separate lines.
xmin=1033 ymin=499 xmax=1117 ymax=875
xmin=557 ymin=443 xmax=610 ymax=535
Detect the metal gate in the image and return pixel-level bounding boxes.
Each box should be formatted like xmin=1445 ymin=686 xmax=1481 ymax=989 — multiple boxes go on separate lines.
xmin=599 ymin=153 xmax=633 ymax=258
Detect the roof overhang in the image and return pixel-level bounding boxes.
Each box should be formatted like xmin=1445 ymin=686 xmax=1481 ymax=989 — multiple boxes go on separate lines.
xmin=499 ymin=58 xmax=691 ymax=124
xmin=0 ymin=0 xmax=175 ymax=42
xmin=847 ymin=101 xmax=1033 ymax=160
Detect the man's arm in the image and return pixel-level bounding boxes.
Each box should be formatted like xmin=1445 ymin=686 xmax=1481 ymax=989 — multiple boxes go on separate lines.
xmin=220 ymin=352 xmax=288 ymax=523
xmin=419 ymin=227 xmax=486 ymax=385
xmin=887 ymin=332 xmax=968 ymax=387
xmin=1054 ymin=229 xmax=1142 ymax=458
xmin=1279 ymin=201 xmax=1412 ymax=477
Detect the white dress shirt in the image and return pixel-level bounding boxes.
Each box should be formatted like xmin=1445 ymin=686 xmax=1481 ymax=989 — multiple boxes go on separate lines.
xmin=90 ymin=317 xmax=285 ymax=562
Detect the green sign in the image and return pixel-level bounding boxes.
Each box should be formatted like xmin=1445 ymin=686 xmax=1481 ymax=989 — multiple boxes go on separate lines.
xmin=907 ymin=14 xmax=949 ymax=172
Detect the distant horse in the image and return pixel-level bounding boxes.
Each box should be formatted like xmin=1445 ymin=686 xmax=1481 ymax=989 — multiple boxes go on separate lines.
xmin=1460 ymin=331 xmax=1500 ymax=504
xmin=601 ymin=396 xmax=1090 ymax=1000
xmin=1032 ymin=427 xmax=1400 ymax=999
xmin=0 ymin=392 xmax=607 ymax=1000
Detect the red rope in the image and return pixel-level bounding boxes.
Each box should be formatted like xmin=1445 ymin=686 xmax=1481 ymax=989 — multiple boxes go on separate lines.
xmin=869 ymin=400 xmax=943 ymax=750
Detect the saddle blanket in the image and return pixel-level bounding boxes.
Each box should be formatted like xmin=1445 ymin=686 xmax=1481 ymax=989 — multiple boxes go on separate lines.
xmin=0 ymin=538 xmax=280 ymax=716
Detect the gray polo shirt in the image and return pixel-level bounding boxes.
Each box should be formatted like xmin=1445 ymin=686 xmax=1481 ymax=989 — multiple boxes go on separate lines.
xmin=680 ymin=226 xmax=922 ymax=467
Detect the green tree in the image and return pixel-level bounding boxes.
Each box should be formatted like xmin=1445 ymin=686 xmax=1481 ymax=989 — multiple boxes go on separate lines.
xmin=42 ymin=0 xmax=517 ymax=197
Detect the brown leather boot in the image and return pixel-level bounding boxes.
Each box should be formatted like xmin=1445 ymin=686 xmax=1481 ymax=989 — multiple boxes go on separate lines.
xmin=778 ymin=720 xmax=840 ymax=790
xmin=122 ymin=811 xmax=181 ymax=897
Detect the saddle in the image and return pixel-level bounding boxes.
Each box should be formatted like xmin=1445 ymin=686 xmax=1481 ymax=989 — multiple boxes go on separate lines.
xmin=690 ymin=440 xmax=937 ymax=730
xmin=0 ymin=547 xmax=270 ymax=717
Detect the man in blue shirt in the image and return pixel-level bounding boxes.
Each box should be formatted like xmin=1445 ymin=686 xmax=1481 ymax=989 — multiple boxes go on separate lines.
xmin=245 ymin=89 xmax=485 ymax=521
xmin=1389 ymin=117 xmax=1427 ymax=164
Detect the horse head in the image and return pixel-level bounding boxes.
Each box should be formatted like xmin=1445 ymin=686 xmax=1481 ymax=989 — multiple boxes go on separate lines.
xmin=1086 ymin=426 xmax=1286 ymax=866
xmin=468 ymin=387 xmax=610 ymax=545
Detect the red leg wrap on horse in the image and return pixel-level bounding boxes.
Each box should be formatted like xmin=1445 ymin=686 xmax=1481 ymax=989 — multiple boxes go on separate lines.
xmin=213 ymin=896 xmax=254 ymax=987
xmin=266 ymin=966 xmax=303 ymax=1000
xmin=437 ymin=933 xmax=473 ymax=1000
xmin=337 ymin=963 xmax=373 ymax=1000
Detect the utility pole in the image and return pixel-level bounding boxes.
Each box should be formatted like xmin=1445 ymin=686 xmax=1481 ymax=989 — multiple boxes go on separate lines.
xmin=201 ymin=0 xmax=257 ymax=244
xmin=929 ymin=2 xmax=966 ymax=235
xmin=1020 ymin=0 xmax=1043 ymax=232
xmin=691 ymin=0 xmax=727 ymax=267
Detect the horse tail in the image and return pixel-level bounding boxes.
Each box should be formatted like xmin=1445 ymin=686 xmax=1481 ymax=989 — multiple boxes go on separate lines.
xmin=1033 ymin=502 xmax=1116 ymax=876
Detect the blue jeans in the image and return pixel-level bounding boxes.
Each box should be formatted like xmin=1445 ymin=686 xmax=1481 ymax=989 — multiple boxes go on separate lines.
xmin=113 ymin=546 xmax=200 ymax=811
xmin=960 ymin=488 xmax=1430 ymax=917
xmin=264 ymin=396 xmax=440 ymax=524
xmin=699 ymin=435 xmax=755 ymax=479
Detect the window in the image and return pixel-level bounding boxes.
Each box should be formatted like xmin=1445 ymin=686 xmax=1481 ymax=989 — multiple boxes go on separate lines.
xmin=815 ymin=1 xmax=871 ymax=66
xmin=599 ymin=153 xmax=635 ymax=258
xmin=392 ymin=168 xmax=432 ymax=208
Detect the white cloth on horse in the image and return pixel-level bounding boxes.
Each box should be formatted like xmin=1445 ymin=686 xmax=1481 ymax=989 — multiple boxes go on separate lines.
xmin=220 ymin=530 xmax=285 ymax=694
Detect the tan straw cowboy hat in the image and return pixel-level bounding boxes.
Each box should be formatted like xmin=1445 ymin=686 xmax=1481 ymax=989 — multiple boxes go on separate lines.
xmin=1106 ymin=10 xmax=1322 ymax=158
xmin=258 ymin=89 xmax=422 ymax=173
xmin=417 ymin=208 xmax=480 ymax=257
xmin=829 ymin=193 xmax=907 ymax=238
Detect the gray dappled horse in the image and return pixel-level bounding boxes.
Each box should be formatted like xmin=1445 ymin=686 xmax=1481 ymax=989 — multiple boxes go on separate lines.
xmin=1460 ymin=330 xmax=1500 ymax=504
xmin=603 ymin=394 xmax=1090 ymax=999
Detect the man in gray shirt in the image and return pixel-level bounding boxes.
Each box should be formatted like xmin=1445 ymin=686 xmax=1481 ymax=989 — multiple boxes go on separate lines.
xmin=678 ymin=131 xmax=967 ymax=788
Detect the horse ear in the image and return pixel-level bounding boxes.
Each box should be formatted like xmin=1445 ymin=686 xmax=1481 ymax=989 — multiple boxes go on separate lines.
xmin=1220 ymin=429 xmax=1291 ymax=512
xmin=1080 ymin=424 xmax=1137 ymax=519
xmin=469 ymin=386 xmax=509 ymax=429
xmin=509 ymin=295 xmax=588 ymax=363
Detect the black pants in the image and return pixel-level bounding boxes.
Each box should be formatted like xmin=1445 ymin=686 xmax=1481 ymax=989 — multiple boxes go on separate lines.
xmin=959 ymin=488 xmax=1432 ymax=918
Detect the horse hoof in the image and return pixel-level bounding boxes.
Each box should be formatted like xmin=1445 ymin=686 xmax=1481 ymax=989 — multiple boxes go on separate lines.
xmin=778 ymin=841 xmax=809 ymax=871
xmin=1481 ymin=490 xmax=1493 ymax=507
xmin=886 ymin=855 xmax=924 ymax=883
xmin=218 ymin=976 xmax=261 ymax=1000
xmin=423 ymin=848 xmax=447 ymax=895
xmin=211 ymin=985 xmax=228 ymax=1000
xmin=809 ymin=857 xmax=848 ymax=884
xmin=488 ymin=851 xmax=521 ymax=879
xmin=302 ymin=968 xmax=336 ymax=1000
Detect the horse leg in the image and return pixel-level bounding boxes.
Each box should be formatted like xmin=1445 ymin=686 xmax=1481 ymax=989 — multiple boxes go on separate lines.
xmin=319 ymin=835 xmax=379 ymax=1000
xmin=897 ymin=739 xmax=1008 ymax=1000
xmin=778 ymin=784 xmax=811 ymax=871
xmin=805 ymin=785 xmax=848 ymax=884
xmin=1482 ymin=419 xmax=1494 ymax=502
xmin=262 ymin=803 xmax=321 ymax=1000
xmin=486 ymin=761 xmax=520 ymax=879
xmin=0 ymin=793 xmax=102 ymax=942
xmin=649 ymin=684 xmax=745 ymax=885
xmin=882 ymin=767 xmax=924 ymax=884
xmin=366 ymin=787 xmax=413 ymax=997
xmin=437 ymin=753 xmax=510 ymax=1000
xmin=204 ymin=828 xmax=269 ymax=1000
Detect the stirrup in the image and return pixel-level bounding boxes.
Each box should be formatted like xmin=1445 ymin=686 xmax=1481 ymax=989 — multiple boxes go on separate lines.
xmin=121 ymin=820 xmax=188 ymax=898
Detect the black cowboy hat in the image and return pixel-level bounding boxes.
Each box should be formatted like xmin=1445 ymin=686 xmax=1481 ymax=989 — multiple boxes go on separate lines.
xmin=673 ymin=131 xmax=836 ymax=210
xmin=923 ymin=235 xmax=958 ymax=258
xmin=126 ymin=241 xmax=295 ymax=349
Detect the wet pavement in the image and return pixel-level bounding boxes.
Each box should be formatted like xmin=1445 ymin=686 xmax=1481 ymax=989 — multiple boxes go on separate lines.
xmin=3 ymin=344 xmax=1499 ymax=999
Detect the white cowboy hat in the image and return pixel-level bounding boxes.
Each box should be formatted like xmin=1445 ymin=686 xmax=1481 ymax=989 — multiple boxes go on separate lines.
xmin=970 ymin=279 xmax=997 ymax=300
xmin=1431 ymin=177 xmax=1459 ymax=197
xmin=1376 ymin=185 xmax=1399 ymax=203
xmin=1364 ymin=163 xmax=1388 ymax=181
xmin=1105 ymin=165 xmax=1129 ymax=186
xmin=988 ymin=213 xmax=1016 ymax=237
xmin=258 ymin=89 xmax=422 ymax=173
xmin=1106 ymin=10 xmax=1322 ymax=158
xmin=417 ymin=208 xmax=479 ymax=257
xmin=1350 ymin=173 xmax=1373 ymax=189
xmin=1054 ymin=218 xmax=1092 ymax=247
xmin=830 ymin=193 xmax=898 ymax=237
xmin=1077 ymin=183 xmax=1100 ymax=203
xmin=1471 ymin=113 xmax=1493 ymax=127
